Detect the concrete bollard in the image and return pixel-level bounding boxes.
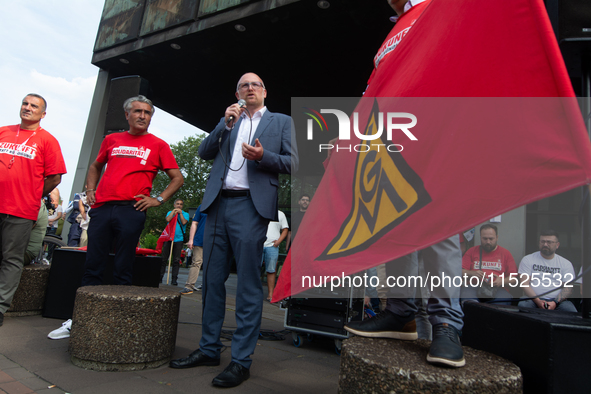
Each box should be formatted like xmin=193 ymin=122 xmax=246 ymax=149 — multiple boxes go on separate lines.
xmin=339 ymin=336 xmax=522 ymax=393
xmin=69 ymin=285 xmax=181 ymax=371
xmin=6 ymin=264 xmax=51 ymax=316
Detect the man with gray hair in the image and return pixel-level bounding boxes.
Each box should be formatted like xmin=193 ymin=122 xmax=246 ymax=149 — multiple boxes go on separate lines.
xmin=0 ymin=94 xmax=66 ymax=326
xmin=81 ymin=95 xmax=183 ymax=286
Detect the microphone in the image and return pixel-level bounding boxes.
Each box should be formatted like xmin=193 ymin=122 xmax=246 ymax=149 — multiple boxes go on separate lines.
xmin=228 ymin=99 xmax=247 ymax=123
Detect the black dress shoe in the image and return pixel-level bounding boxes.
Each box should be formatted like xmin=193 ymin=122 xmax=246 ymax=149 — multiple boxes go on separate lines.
xmin=212 ymin=362 xmax=250 ymax=387
xmin=169 ymin=349 xmax=220 ymax=369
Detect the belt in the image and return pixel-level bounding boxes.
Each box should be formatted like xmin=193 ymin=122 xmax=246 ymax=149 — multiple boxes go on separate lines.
xmin=221 ymin=189 xmax=250 ymax=198
xmin=104 ymin=200 xmax=136 ymax=206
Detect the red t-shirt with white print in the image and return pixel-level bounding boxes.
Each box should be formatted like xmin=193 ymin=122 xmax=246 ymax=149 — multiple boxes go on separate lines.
xmin=0 ymin=125 xmax=66 ymax=220
xmin=93 ymin=131 xmax=178 ymax=207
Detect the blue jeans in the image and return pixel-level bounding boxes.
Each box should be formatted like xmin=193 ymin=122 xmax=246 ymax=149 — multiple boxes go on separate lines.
xmin=461 ymin=286 xmax=514 ymax=305
xmin=67 ymin=222 xmax=82 ymax=247
xmin=385 ymin=235 xmax=464 ymax=331
xmin=262 ymin=246 xmax=279 ymax=273
xmin=81 ymin=203 xmax=146 ymax=286
xmin=518 ymin=298 xmax=578 ymax=312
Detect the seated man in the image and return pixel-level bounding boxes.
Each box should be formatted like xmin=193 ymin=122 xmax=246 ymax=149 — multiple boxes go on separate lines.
xmin=518 ymin=230 xmax=577 ymax=312
xmin=461 ymin=224 xmax=517 ymax=305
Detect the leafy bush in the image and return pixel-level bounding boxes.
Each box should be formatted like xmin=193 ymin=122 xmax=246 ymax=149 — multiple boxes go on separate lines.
xmin=140 ymin=233 xmax=158 ymax=250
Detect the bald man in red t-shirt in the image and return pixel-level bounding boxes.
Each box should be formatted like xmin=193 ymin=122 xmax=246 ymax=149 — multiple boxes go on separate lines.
xmin=0 ymin=94 xmax=66 ymax=326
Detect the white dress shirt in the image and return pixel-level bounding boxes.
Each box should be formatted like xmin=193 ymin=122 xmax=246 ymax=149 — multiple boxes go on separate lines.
xmin=224 ymin=106 xmax=267 ymax=190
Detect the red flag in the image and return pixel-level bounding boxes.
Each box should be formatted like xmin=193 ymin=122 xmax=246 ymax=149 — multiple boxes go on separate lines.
xmin=156 ymin=214 xmax=177 ymax=252
xmin=273 ymin=0 xmax=591 ymax=301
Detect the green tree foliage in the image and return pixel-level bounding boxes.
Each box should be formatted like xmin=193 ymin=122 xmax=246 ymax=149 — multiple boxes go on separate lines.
xmin=289 ymin=177 xmax=316 ymax=207
xmin=140 ymin=133 xmax=212 ymax=241
xmin=278 ymin=173 xmax=291 ymax=208
xmin=139 ymin=233 xmax=158 ymax=250
xmin=281 ymin=176 xmax=316 ymax=238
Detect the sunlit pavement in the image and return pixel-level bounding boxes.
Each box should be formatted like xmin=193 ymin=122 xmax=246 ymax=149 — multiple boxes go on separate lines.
xmin=0 ymin=268 xmax=341 ymax=394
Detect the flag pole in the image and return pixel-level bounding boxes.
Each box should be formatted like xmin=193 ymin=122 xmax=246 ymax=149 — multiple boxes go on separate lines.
xmin=166 ymin=240 xmax=174 ymax=284
xmin=166 ymin=213 xmax=179 ymax=285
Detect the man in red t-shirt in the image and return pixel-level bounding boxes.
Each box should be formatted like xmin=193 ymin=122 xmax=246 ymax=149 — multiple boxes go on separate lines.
xmin=461 ymin=224 xmax=518 ymax=305
xmin=0 ymin=94 xmax=66 ymax=326
xmin=81 ymin=95 xmax=183 ymax=286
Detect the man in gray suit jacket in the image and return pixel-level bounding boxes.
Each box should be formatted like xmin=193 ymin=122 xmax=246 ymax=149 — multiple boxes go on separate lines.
xmin=169 ymin=72 xmax=298 ymax=387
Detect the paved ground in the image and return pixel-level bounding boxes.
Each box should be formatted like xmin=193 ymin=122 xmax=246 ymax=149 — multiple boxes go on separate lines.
xmin=0 ymin=269 xmax=342 ymax=394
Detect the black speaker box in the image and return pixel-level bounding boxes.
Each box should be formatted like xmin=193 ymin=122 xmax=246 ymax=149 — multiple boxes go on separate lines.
xmin=104 ymin=75 xmax=151 ymax=135
xmin=43 ymin=249 xmax=161 ymax=320
xmin=545 ymin=0 xmax=591 ymax=81
xmin=463 ymin=302 xmax=591 ymax=394
xmin=546 ymin=0 xmax=591 ymax=42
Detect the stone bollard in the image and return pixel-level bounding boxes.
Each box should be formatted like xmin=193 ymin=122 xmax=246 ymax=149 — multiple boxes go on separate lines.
xmin=69 ymin=285 xmax=180 ymax=371
xmin=339 ymin=337 xmax=522 ymax=393
xmin=6 ymin=264 xmax=51 ymax=316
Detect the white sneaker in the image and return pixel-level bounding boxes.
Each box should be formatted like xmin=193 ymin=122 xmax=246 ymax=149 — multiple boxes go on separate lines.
xmin=48 ymin=319 xmax=72 ymax=340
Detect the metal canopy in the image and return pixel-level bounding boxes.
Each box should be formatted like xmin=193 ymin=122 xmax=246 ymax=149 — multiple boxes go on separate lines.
xmin=91 ymin=0 xmax=394 ymax=132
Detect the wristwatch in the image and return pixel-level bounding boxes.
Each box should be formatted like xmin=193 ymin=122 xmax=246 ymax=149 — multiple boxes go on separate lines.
xmin=156 ymin=196 xmax=164 ymax=204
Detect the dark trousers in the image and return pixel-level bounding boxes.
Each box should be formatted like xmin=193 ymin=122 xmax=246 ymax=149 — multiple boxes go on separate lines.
xmin=199 ymin=195 xmax=269 ymax=369
xmin=67 ymin=222 xmax=82 ymax=247
xmin=46 ymin=227 xmax=57 ymax=259
xmin=0 ymin=214 xmax=33 ymax=313
xmin=81 ymin=204 xmax=145 ymax=286
xmin=161 ymin=241 xmax=183 ymax=282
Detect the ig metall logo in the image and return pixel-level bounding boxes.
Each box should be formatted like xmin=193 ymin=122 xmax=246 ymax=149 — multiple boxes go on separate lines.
xmin=313 ymin=100 xmax=431 ymax=260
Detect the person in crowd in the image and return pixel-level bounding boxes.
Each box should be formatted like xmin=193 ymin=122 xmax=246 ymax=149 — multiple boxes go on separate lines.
xmin=161 ymin=199 xmax=189 ymax=286
xmin=461 ymin=224 xmax=517 ymax=305
xmin=46 ymin=188 xmax=62 ymax=236
xmin=45 ymin=187 xmax=62 ymax=260
xmin=0 ymin=94 xmax=66 ymax=326
xmin=169 ymin=72 xmax=297 ymax=388
xmin=81 ymin=95 xmax=183 ymax=286
xmin=180 ymin=204 xmax=207 ymax=295
xmin=342 ymin=0 xmax=465 ymax=368
xmin=518 ymin=230 xmax=577 ymax=312
xmin=24 ymin=201 xmax=49 ymax=265
xmin=286 ymin=194 xmax=310 ymax=250
xmin=262 ymin=210 xmax=289 ymax=300
xmin=65 ymin=192 xmax=82 ymax=247
xmin=78 ymin=192 xmax=91 ymax=247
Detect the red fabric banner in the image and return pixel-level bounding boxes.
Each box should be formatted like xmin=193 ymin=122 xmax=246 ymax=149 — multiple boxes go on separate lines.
xmin=273 ymin=0 xmax=591 ymax=302
xmin=77 ymin=246 xmax=159 ymax=256
xmin=156 ymin=214 xmax=177 ymax=252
